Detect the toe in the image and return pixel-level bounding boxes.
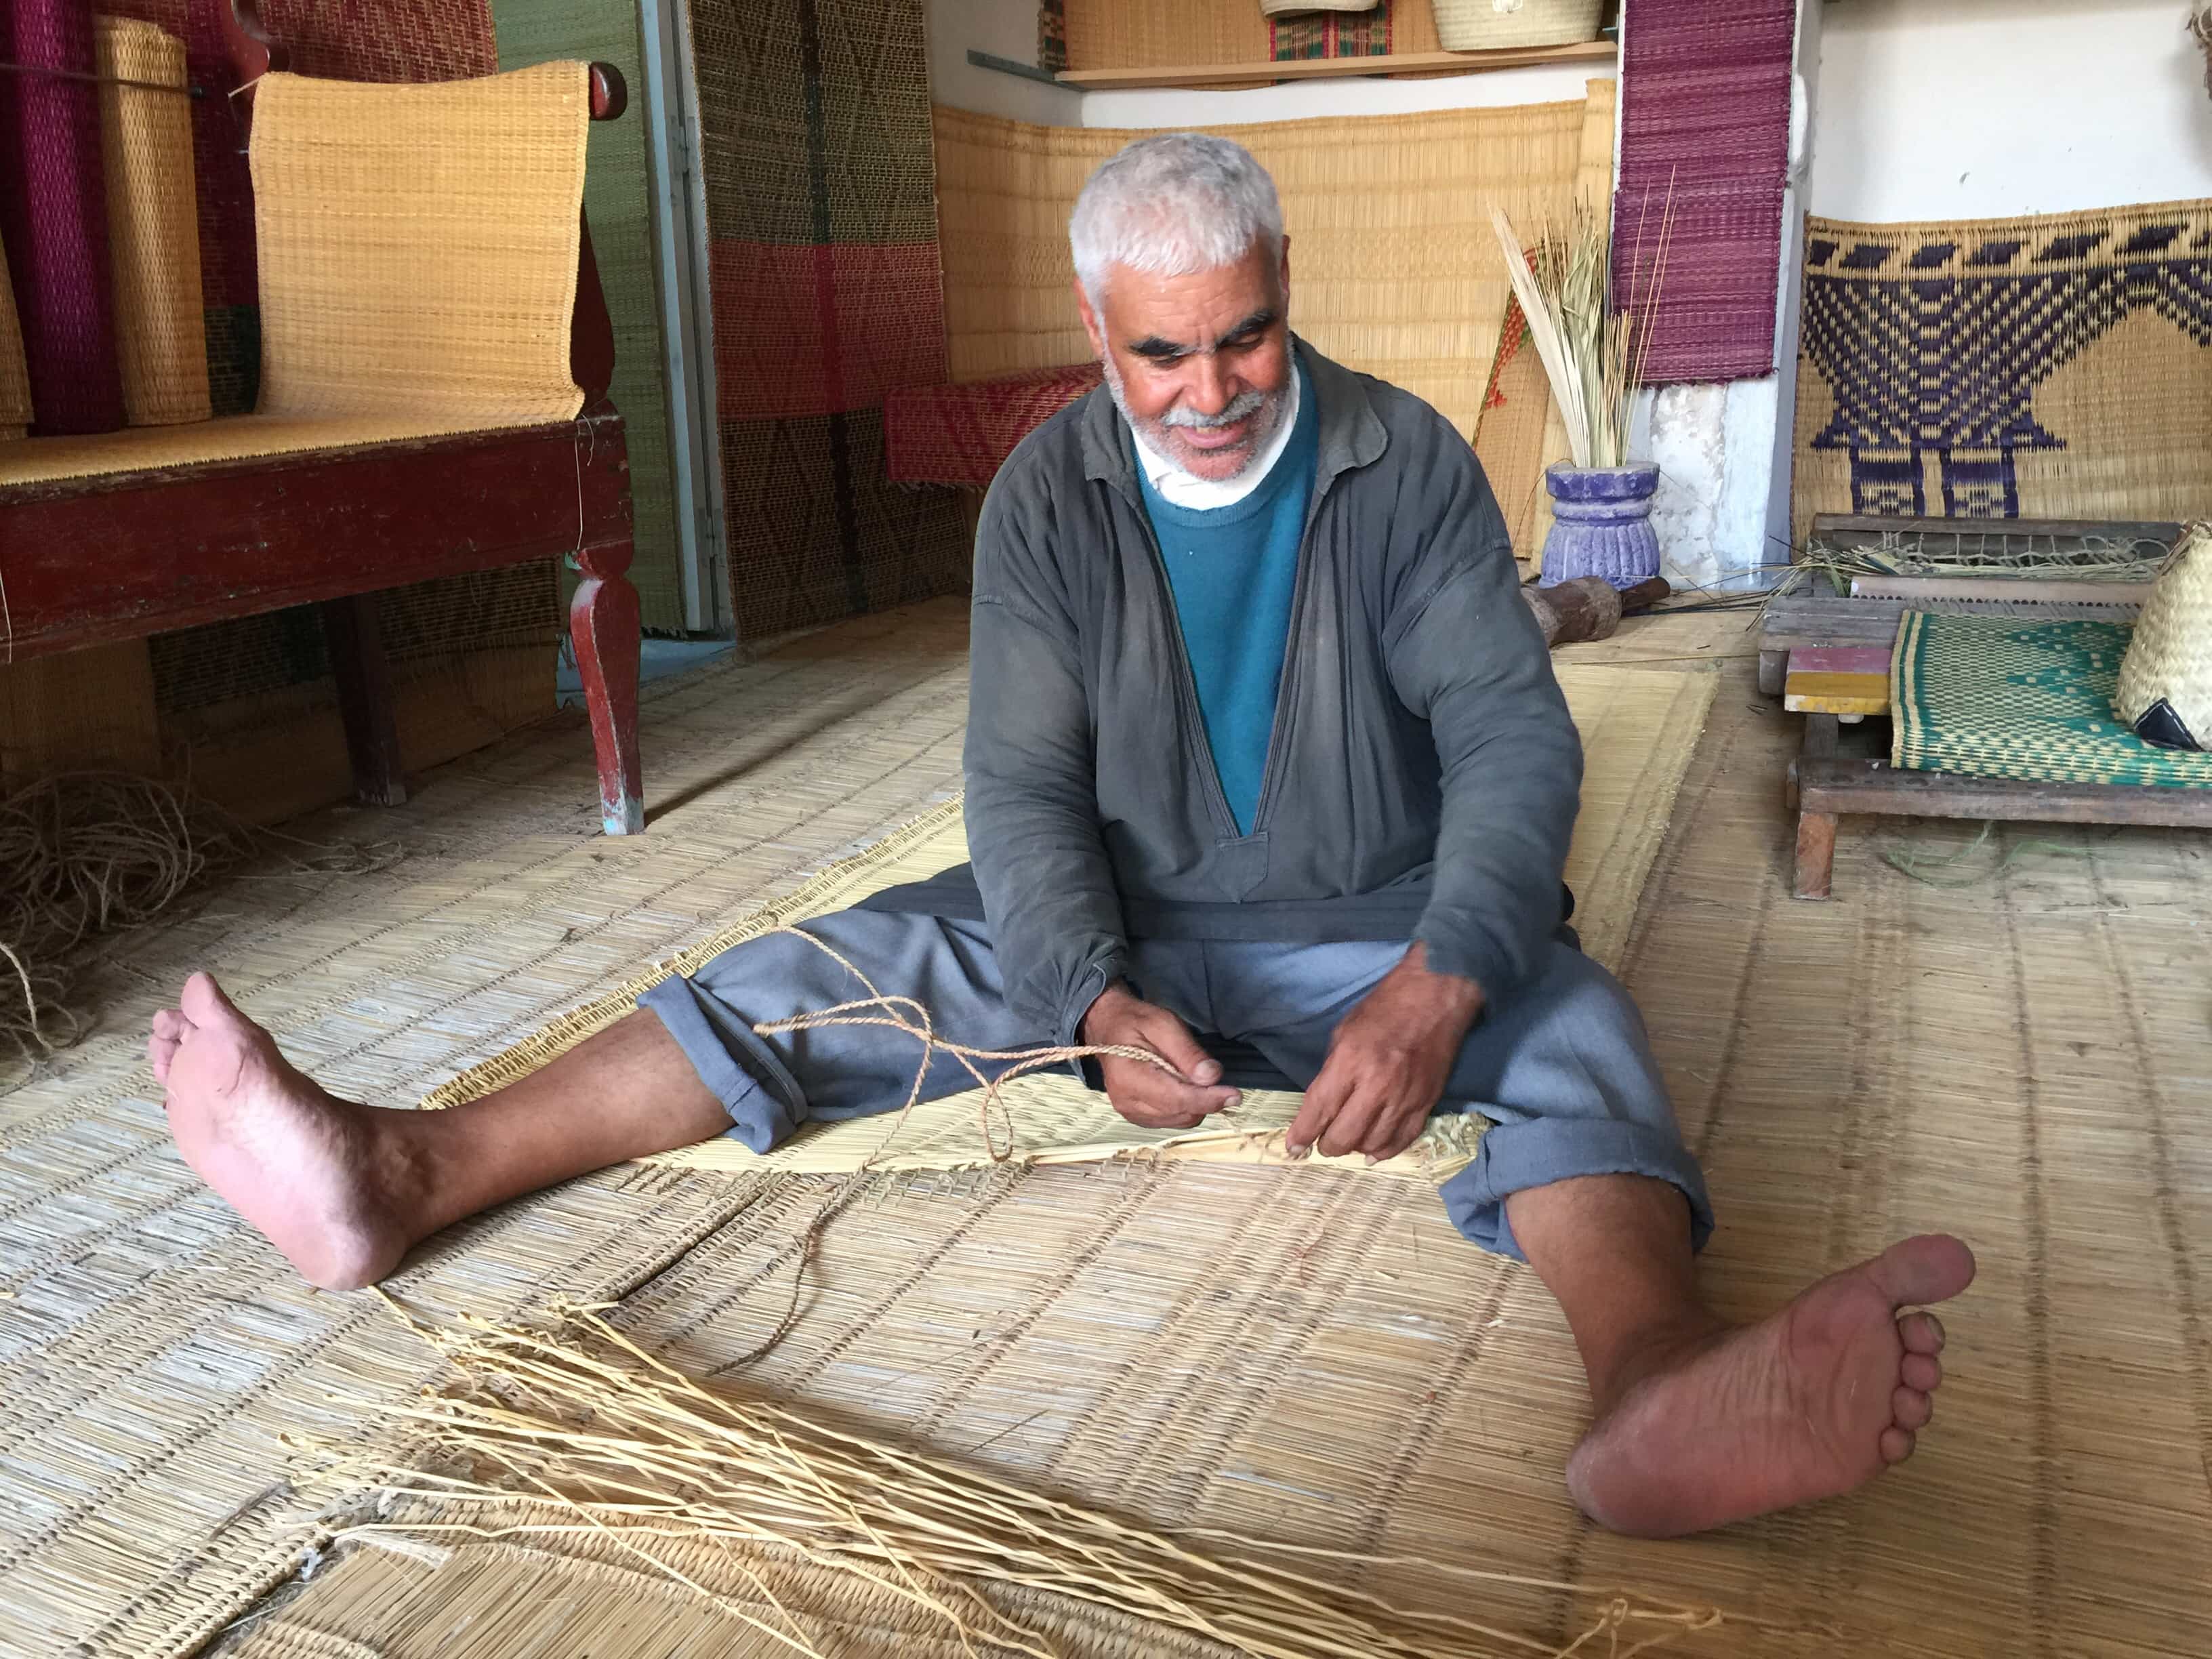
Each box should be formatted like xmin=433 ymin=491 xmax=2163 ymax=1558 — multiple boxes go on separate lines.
xmin=1891 ymin=1385 xmax=1933 ymax=1431
xmin=1879 ymin=1426 xmax=1917 ymax=1465
xmin=180 ymin=972 xmax=241 ymax=1027
xmin=1898 ymin=1311 xmax=1946 ymax=1355
xmin=151 ymin=1008 xmax=190 ymax=1042
xmin=1900 ymin=1351 xmax=1942 ymax=1393
xmin=1868 ymin=1235 xmax=1977 ymax=1309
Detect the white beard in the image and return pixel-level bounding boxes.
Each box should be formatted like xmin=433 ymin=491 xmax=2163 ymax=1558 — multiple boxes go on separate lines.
xmin=1100 ymin=354 xmax=1290 ymax=485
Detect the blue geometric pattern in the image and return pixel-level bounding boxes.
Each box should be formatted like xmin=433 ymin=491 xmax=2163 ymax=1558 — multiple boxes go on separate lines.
xmin=1802 ymin=206 xmax=2212 ymax=519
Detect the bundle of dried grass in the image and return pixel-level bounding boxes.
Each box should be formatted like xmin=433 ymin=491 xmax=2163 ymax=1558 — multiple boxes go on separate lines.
xmin=1490 ymin=199 xmax=1670 ymax=471
xmin=312 ymin=1298 xmax=1736 ymax=1659
xmin=0 ymin=771 xmax=394 ymax=1082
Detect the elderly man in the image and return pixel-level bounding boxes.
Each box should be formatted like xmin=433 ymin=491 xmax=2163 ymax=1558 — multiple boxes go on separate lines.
xmin=151 ymin=134 xmax=1971 ymax=1538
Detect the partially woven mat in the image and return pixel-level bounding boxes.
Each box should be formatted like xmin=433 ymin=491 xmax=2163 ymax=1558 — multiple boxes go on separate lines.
xmin=95 ymin=16 xmax=210 ymax=427
xmin=1892 ymin=611 xmax=2212 ymax=788
xmin=933 ymin=87 xmax=1615 ymax=438
xmin=1793 ymin=200 xmax=2212 ymax=544
xmin=417 ymin=662 xmax=1719 ymax=1179
xmin=882 ymin=362 xmax=1101 ymax=488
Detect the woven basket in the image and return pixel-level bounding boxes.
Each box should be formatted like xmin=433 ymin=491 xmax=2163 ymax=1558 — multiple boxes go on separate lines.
xmin=1434 ymin=0 xmax=1603 ymax=51
xmin=2114 ymin=523 xmax=2212 ymax=750
xmin=1260 ymin=0 xmax=1380 ymax=16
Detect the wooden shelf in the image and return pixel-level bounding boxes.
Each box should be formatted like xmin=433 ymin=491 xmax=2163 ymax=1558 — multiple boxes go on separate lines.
xmin=1055 ymin=40 xmax=1615 ymax=92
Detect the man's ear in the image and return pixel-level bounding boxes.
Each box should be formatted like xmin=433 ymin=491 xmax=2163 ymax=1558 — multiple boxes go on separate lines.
xmin=1074 ymin=277 xmax=1107 ymax=359
xmin=1277 ymin=235 xmax=1292 ymax=314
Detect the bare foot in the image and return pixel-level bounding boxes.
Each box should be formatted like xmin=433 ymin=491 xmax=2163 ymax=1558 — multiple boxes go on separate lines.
xmin=1567 ymin=1235 xmax=1976 ymax=1537
xmin=151 ymin=973 xmax=417 ymax=1291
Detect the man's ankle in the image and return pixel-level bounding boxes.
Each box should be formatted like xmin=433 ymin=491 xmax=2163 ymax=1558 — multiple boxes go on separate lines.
xmin=1583 ymin=1309 xmax=1730 ymax=1414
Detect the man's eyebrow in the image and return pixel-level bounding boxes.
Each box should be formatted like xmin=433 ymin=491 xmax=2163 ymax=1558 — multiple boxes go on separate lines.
xmin=1213 ymin=308 xmax=1277 ymax=348
xmin=1126 ymin=310 xmax=1279 ymax=361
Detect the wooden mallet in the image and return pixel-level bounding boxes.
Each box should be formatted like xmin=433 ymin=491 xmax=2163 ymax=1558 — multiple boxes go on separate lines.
xmin=1521 ymin=575 xmax=1671 ymax=648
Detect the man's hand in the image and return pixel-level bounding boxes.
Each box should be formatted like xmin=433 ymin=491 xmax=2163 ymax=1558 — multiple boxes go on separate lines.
xmin=1286 ymin=943 xmax=1483 ymax=1162
xmin=1080 ymin=983 xmax=1240 ymax=1129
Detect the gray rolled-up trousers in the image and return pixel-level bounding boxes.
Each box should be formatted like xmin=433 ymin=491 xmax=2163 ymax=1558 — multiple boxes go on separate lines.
xmin=639 ymin=911 xmax=1713 ymax=1261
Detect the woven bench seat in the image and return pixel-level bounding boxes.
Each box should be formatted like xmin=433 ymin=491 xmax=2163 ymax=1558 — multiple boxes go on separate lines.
xmin=882 ymin=363 xmax=1102 ymax=489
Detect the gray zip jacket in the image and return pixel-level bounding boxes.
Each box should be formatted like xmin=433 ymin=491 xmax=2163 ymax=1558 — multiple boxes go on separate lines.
xmin=879 ymin=339 xmax=1582 ymax=1045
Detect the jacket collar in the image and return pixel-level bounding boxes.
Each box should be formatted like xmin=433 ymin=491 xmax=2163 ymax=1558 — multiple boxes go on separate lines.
xmin=1078 ymin=335 xmax=1388 ymax=504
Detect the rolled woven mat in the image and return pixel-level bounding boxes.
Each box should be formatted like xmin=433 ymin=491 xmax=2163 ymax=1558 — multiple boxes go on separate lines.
xmin=94 ymin=16 xmax=209 ymax=426
xmin=2114 ymin=523 xmax=2212 ymax=750
xmin=0 ymin=232 xmax=30 ymax=440
xmin=0 ymin=0 xmax=125 ymax=434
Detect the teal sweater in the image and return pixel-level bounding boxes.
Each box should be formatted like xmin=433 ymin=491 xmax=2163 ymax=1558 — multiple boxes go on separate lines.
xmin=1136 ymin=367 xmax=1319 ymax=834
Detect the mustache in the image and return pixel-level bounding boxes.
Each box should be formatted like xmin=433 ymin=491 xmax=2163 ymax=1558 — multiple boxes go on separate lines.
xmin=1160 ymin=388 xmax=1269 ymax=430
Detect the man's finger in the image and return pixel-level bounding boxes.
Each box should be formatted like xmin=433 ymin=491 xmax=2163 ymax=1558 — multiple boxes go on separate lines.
xmin=1288 ymin=1053 xmax=1357 ymax=1155
xmin=1139 ymin=1009 xmax=1222 ymax=1086
xmin=1360 ymin=1099 xmax=1429 ymax=1162
xmin=1316 ymin=1084 xmax=1385 ymax=1160
xmin=1103 ymin=1058 xmax=1236 ymax=1126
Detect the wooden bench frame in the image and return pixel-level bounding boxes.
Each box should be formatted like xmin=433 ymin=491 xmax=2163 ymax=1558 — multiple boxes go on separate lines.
xmin=1769 ymin=515 xmax=2212 ymax=899
xmin=0 ymin=1 xmax=646 ymax=833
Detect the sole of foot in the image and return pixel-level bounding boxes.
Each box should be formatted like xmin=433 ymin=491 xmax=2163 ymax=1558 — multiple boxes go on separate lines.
xmin=1568 ymin=1233 xmax=1976 ymax=1537
xmin=153 ymin=972 xmax=414 ymax=1292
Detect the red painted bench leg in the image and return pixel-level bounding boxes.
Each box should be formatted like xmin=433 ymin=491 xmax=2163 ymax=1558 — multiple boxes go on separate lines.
xmin=320 ymin=592 xmax=407 ymax=807
xmin=571 ymin=539 xmax=644 ymax=835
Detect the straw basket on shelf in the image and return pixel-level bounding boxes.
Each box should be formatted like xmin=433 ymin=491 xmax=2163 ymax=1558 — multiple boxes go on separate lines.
xmin=1435 ymin=0 xmax=1604 ymax=52
xmin=2114 ymin=523 xmax=2212 ymax=750
xmin=1259 ymin=0 xmax=1380 ymax=14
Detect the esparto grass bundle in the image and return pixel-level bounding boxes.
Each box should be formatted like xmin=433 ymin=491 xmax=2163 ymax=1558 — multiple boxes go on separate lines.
xmin=314 ymin=1296 xmax=1740 ymax=1659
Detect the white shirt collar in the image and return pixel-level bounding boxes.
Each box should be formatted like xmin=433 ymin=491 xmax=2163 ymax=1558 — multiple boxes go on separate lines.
xmin=1129 ymin=367 xmax=1301 ymax=512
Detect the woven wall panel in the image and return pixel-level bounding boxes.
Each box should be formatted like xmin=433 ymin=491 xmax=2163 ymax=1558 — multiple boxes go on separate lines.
xmin=720 ymin=408 xmax=968 ymax=640
xmin=1791 ymin=201 xmax=2212 ymax=544
xmin=1613 ymin=0 xmax=1793 ymax=383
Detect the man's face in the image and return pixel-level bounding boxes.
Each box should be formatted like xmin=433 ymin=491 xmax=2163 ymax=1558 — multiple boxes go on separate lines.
xmin=1076 ymin=239 xmax=1293 ymax=484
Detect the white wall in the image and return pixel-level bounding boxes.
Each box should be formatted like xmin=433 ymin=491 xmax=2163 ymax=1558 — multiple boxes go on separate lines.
xmin=1811 ymin=0 xmax=2212 ymax=221
xmin=925 ymin=0 xmax=1081 ymax=125
xmin=1080 ymin=62 xmax=1611 ymax=129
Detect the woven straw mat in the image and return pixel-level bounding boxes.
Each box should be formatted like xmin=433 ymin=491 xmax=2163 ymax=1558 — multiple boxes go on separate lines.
xmin=0 ymin=230 xmax=31 ymax=439
xmin=204 ymin=613 xmax=2212 ymax=1659
xmin=95 ymin=17 xmax=210 ymax=428
xmin=2115 ymin=525 xmax=2212 ymax=747
xmin=0 ymin=63 xmax=592 ymax=487
xmin=418 ymin=662 xmax=1718 ymax=1178
xmin=933 ymin=83 xmax=1615 ymax=443
xmin=1893 ymin=611 xmax=2212 ymax=787
xmin=1793 ymin=200 xmax=2212 ymax=546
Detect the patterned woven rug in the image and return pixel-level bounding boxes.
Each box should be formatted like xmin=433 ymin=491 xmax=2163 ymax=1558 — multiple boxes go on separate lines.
xmin=1892 ymin=612 xmax=2212 ymax=788
xmin=1792 ymin=199 xmax=2212 ymax=544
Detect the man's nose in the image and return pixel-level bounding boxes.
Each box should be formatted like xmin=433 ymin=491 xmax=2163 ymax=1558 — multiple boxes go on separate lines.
xmin=1181 ymin=352 xmax=1231 ymax=416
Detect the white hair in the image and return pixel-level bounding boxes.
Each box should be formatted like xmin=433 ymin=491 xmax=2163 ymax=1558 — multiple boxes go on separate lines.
xmin=1068 ymin=133 xmax=1284 ymax=306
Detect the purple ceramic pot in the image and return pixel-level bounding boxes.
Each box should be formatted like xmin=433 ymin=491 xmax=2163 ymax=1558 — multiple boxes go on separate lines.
xmin=1539 ymin=463 xmax=1662 ymax=590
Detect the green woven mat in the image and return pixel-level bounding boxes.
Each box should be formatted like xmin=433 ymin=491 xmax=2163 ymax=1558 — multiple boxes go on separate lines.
xmin=1892 ymin=611 xmax=2212 ymax=788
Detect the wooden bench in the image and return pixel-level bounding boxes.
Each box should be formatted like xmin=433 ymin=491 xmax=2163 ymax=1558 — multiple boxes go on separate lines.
xmin=1766 ymin=514 xmax=2208 ymax=899
xmin=0 ymin=3 xmax=644 ymax=833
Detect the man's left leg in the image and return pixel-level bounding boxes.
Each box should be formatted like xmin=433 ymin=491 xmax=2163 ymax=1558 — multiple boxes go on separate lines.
xmin=1222 ymin=936 xmax=1974 ymax=1537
